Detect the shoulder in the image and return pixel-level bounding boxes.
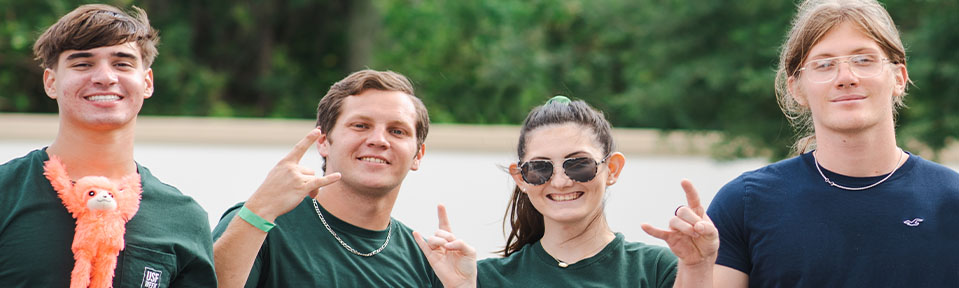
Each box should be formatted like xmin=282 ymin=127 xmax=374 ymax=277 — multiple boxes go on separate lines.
xmin=711 ymin=155 xmax=806 ymax=206
xmin=135 ymin=164 xmax=210 ymax=231
xmin=478 ymin=244 xmax=529 ymax=274
xmin=620 ymin=237 xmax=678 ymax=271
xmin=0 ymin=149 xmax=44 ymax=183
xmin=907 ymin=155 xmax=959 ymax=183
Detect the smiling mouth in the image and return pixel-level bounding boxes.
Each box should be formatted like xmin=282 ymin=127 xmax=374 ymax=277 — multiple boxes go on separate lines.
xmin=547 ymin=192 xmax=584 ymax=202
xmin=832 ymin=96 xmax=866 ymax=102
xmin=358 ymin=157 xmax=390 ymax=165
xmin=85 ymin=95 xmax=122 ymax=102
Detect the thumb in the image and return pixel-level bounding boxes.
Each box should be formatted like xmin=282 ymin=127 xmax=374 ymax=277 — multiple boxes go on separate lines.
xmin=308 ymin=173 xmax=341 ymax=190
xmin=641 ymin=223 xmax=670 ymax=240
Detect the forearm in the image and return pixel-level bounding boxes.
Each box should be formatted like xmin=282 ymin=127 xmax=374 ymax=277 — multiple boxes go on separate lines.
xmin=673 ymin=263 xmax=713 ymax=288
xmin=213 ymin=216 xmax=268 ymax=288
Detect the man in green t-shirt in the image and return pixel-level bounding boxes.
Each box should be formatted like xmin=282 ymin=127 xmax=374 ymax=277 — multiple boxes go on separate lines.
xmin=213 ymin=70 xmax=444 ymax=287
xmin=0 ymin=4 xmax=216 ymax=287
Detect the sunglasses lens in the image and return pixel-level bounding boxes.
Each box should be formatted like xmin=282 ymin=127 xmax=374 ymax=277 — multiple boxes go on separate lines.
xmin=563 ymin=157 xmax=598 ymax=182
xmin=521 ymin=161 xmax=552 ymax=185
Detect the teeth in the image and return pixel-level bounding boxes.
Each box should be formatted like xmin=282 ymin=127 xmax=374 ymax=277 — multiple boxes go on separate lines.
xmin=86 ymin=95 xmax=120 ymax=102
xmin=550 ymin=192 xmax=583 ymax=202
xmin=360 ymin=157 xmax=387 ymax=164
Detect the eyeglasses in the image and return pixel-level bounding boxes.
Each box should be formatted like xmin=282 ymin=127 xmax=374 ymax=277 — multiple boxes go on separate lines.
xmin=798 ymin=53 xmax=892 ymax=83
xmin=518 ymin=157 xmax=607 ymax=186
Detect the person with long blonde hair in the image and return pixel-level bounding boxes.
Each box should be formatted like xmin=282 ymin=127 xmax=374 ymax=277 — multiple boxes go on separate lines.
xmin=707 ymin=0 xmax=959 ymax=286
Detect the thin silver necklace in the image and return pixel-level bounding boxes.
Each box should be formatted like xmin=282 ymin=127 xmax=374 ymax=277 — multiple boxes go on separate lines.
xmin=545 ymin=238 xmax=609 ymax=268
xmin=813 ymin=148 xmax=904 ymax=191
xmin=312 ymin=199 xmax=392 ymax=257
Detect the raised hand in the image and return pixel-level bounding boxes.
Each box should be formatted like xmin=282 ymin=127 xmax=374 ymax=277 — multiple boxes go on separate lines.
xmin=413 ymin=205 xmax=477 ymax=288
xmin=244 ymin=128 xmax=341 ymax=222
xmin=641 ymin=179 xmax=719 ymax=267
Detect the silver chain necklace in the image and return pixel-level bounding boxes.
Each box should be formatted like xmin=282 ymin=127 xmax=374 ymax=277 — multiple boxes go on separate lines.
xmin=813 ymin=148 xmax=904 ymax=191
xmin=312 ymin=199 xmax=392 ymax=257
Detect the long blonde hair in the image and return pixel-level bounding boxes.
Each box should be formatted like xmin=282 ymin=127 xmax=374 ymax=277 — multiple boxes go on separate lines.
xmin=775 ymin=0 xmax=908 ymax=154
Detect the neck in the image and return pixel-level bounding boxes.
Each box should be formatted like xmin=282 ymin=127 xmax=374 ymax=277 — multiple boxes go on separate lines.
xmin=314 ymin=182 xmax=399 ymax=230
xmin=813 ymin=120 xmax=902 ymax=177
xmin=540 ymin=214 xmax=615 ymax=264
xmin=47 ymin=119 xmax=137 ymax=180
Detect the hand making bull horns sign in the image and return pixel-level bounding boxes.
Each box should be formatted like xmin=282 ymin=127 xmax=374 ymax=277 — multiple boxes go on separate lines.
xmin=414 ymin=205 xmax=478 ymax=288
xmin=213 ymin=128 xmax=341 ymax=286
xmin=642 ymin=179 xmax=719 ymax=287
xmin=244 ymin=128 xmax=342 ymax=222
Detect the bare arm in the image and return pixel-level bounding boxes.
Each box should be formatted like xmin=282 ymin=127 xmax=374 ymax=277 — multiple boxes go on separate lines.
xmin=713 ymin=265 xmax=748 ymax=288
xmin=213 ymin=213 xmax=269 ymax=288
xmin=213 ymin=129 xmax=340 ymax=288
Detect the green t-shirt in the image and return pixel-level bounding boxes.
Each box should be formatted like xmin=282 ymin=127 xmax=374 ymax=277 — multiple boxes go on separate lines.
xmin=213 ymin=198 xmax=442 ymax=287
xmin=477 ymin=233 xmax=677 ymax=287
xmin=0 ymin=148 xmax=216 ymax=287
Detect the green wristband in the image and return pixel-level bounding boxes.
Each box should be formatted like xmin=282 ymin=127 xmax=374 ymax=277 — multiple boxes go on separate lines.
xmin=238 ymin=206 xmax=276 ymax=232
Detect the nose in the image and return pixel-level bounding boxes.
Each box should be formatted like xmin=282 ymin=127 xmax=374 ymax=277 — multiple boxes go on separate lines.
xmin=549 ymin=164 xmax=574 ymax=188
xmin=90 ymin=63 xmax=119 ymax=87
xmin=366 ymin=127 xmax=390 ymax=149
xmin=834 ymin=62 xmax=859 ymax=88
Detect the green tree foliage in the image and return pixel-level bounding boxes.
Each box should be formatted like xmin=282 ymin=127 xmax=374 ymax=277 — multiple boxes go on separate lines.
xmin=1 ymin=0 xmax=955 ymax=159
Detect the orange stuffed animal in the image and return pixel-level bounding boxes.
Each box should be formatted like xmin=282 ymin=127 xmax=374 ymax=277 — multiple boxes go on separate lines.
xmin=44 ymin=155 xmax=142 ymax=288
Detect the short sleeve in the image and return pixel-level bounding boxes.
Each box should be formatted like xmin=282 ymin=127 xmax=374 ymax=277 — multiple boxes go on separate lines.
xmin=706 ymin=175 xmax=751 ymax=274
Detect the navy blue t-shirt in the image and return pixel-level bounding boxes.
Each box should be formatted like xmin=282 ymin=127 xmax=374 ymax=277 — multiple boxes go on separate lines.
xmin=707 ymin=152 xmax=959 ymax=287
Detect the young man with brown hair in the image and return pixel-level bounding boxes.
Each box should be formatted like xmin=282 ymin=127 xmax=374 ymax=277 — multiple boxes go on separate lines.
xmin=0 ymin=4 xmax=216 ymax=287
xmin=213 ymin=69 xmax=443 ymax=287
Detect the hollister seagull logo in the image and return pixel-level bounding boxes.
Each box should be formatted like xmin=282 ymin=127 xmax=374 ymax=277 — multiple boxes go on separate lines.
xmin=141 ymin=267 xmax=162 ymax=288
xmin=903 ymin=218 xmax=923 ymax=227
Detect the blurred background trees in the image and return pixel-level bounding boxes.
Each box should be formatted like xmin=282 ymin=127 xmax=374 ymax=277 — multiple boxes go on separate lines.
xmin=1 ymin=0 xmax=955 ymax=160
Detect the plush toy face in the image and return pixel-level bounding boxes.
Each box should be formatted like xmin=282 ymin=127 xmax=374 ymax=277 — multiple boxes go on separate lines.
xmin=75 ymin=177 xmax=119 ymax=211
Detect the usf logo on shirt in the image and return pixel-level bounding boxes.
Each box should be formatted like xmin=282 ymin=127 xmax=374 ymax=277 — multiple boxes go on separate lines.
xmin=141 ymin=267 xmax=162 ymax=288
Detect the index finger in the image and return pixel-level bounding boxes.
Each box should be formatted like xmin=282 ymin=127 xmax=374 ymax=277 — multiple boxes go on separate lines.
xmin=681 ymin=179 xmax=704 ymax=215
xmin=437 ymin=204 xmax=451 ymax=232
xmin=283 ymin=128 xmax=322 ymax=163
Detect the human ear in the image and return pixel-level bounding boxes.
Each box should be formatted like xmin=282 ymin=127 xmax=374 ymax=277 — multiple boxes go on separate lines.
xmin=604 ymin=152 xmax=625 ymax=186
xmin=410 ymin=144 xmax=426 ymax=171
xmin=509 ymin=163 xmax=527 ymax=193
xmin=43 ymin=69 xmax=57 ymax=99
xmin=787 ymin=76 xmax=808 ymax=107
xmin=143 ymin=68 xmax=154 ymax=99
xmin=892 ymin=64 xmax=908 ymax=97
xmin=317 ymin=131 xmax=330 ymax=158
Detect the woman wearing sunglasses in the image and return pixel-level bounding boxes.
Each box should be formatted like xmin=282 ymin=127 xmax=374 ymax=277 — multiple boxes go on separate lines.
xmin=415 ymin=96 xmax=718 ymax=287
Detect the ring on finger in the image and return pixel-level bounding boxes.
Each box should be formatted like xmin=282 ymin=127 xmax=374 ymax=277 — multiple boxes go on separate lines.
xmin=674 ymin=205 xmax=686 ymax=216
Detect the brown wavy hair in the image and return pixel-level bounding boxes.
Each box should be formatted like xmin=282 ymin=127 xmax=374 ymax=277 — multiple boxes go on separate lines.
xmin=33 ymin=4 xmax=159 ymax=69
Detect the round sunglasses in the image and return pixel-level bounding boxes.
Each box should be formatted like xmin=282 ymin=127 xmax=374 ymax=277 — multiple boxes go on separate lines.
xmin=518 ymin=156 xmax=607 ymax=186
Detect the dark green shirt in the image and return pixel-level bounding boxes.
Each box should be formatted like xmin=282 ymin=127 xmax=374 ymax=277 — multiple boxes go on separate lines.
xmin=0 ymin=148 xmax=216 ymax=287
xmin=478 ymin=233 xmax=677 ymax=287
xmin=213 ymin=198 xmax=442 ymax=287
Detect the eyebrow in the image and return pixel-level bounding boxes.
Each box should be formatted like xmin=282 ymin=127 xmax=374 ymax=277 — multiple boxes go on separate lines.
xmin=112 ymin=51 xmax=139 ymax=61
xmin=64 ymin=51 xmax=140 ymax=62
xmin=529 ymin=151 xmax=591 ymax=161
xmin=65 ymin=52 xmax=94 ymax=61
xmin=809 ymin=47 xmax=881 ymax=60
